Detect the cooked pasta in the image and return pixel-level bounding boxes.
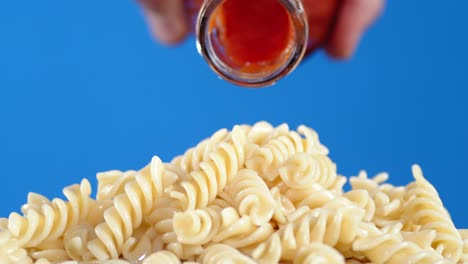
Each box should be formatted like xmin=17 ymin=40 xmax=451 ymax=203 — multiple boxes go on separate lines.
xmin=402 ymin=165 xmax=463 ymax=262
xmin=278 ymin=204 xmax=365 ymax=261
xmin=142 ymin=250 xmax=181 ymax=264
xmin=353 ymin=222 xmax=449 ymax=264
xmin=223 ymin=169 xmax=276 ymax=225
xmin=349 ymin=171 xmax=406 ymax=228
xmin=293 ymin=243 xmax=345 ymax=264
xmin=0 ymin=122 xmax=465 ymax=264
xmin=460 ymin=229 xmax=468 ymax=263
xmin=199 ymin=244 xmax=255 ymax=264
xmin=96 ymin=170 xmax=138 ymax=201
xmin=173 ymin=205 xmax=222 ymax=245
xmin=170 ymin=126 xmax=247 ymax=211
xmin=247 ymin=232 xmax=281 ymax=264
xmin=171 ymin=128 xmax=230 ymax=173
xmin=8 ymin=179 xmax=93 ymax=248
xmin=87 ymin=156 xmax=181 ymax=260
xmin=0 ymin=230 xmax=32 ymax=264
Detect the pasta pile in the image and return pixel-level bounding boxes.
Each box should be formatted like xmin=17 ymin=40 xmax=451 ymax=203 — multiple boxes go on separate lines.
xmin=0 ymin=121 xmax=466 ymax=264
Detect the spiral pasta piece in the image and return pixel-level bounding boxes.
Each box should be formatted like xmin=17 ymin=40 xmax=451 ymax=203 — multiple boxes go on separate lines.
xmin=270 ymin=186 xmax=295 ymax=225
xmin=147 ymin=197 xmax=180 ymax=243
xmin=0 ymin=218 xmax=8 ymax=231
xmin=402 ymin=165 xmax=463 ymax=261
xmin=248 ymin=232 xmax=281 ymax=264
xmin=401 ymin=230 xmax=437 ymax=250
xmin=0 ymin=230 xmax=33 ymax=264
xmin=8 ymin=179 xmax=93 ymax=248
xmin=29 ymin=240 xmax=69 ymax=263
xmin=148 ymin=198 xmax=203 ymax=261
xmin=244 ymin=121 xmax=275 ymax=146
xmin=171 ymin=128 xmax=230 ymax=174
xmin=344 ymin=190 xmax=376 ymax=223
xmin=199 ymin=244 xmax=255 ymax=264
xmin=245 ymin=132 xmax=305 ymax=182
xmin=296 ymin=125 xmax=329 ymax=156
xmin=285 ymin=184 xmax=338 ymax=210
xmin=87 ymin=157 xmax=181 ymax=260
xmin=64 ymin=224 xmax=96 ymax=261
xmin=294 ymin=242 xmax=345 ymax=264
xmin=0 ymin=122 xmax=466 ymax=263
xmin=279 ymin=204 xmax=365 ymax=261
xmin=173 ymin=205 xmax=222 ymax=245
xmin=353 ymin=223 xmax=449 ymax=264
xmin=460 ymin=229 xmax=468 ymax=263
xmin=350 ymin=172 xmax=405 ymax=227
xmin=142 ymin=250 xmax=181 ymax=264
xmin=223 ymin=169 xmax=275 ymax=226
xmin=96 ymin=170 xmax=138 ymax=201
xmin=208 ymin=207 xmax=274 ymax=250
xmin=171 ymin=126 xmax=247 ymax=210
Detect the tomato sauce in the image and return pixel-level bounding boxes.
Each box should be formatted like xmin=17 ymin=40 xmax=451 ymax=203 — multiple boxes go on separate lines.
xmin=210 ymin=0 xmax=294 ymax=73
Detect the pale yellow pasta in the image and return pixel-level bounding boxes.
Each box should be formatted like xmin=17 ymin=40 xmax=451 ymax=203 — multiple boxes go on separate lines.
xmin=0 ymin=218 xmax=8 ymax=231
xmin=122 ymin=235 xmax=152 ymax=263
xmin=223 ymin=169 xmax=275 ymax=225
xmin=221 ymin=222 xmax=274 ymax=249
xmin=0 ymin=122 xmax=465 ymax=264
xmin=8 ymin=179 xmax=93 ymax=248
xmin=458 ymin=229 xmax=468 ymax=263
xmin=270 ymin=186 xmax=296 ymax=225
xmin=293 ymin=243 xmax=345 ymax=264
xmin=192 ymin=206 xmax=274 ymax=250
xmin=401 ymin=230 xmax=437 ymax=250
xmin=199 ymin=244 xmax=255 ymax=264
xmin=244 ymin=121 xmax=275 ymax=146
xmin=353 ymin=222 xmax=449 ymax=264
xmin=349 ymin=172 xmax=405 ymax=228
xmin=171 ymin=128 xmax=230 ymax=173
xmin=87 ymin=156 xmax=180 ymax=260
xmin=96 ymin=170 xmax=138 ymax=201
xmin=286 ymin=184 xmax=338 ymax=211
xmin=142 ymin=250 xmax=181 ymax=264
xmin=279 ymin=204 xmax=365 ymax=261
xmin=402 ymin=165 xmax=463 ymax=262
xmin=345 ymin=259 xmax=364 ymax=264
xmin=296 ymin=125 xmax=329 ymax=156
xmin=63 ymin=224 xmax=96 ymax=261
xmin=246 ymin=124 xmax=329 ymax=179
xmin=0 ymin=230 xmax=33 ymax=264
xmin=170 ymin=125 xmax=247 ymax=211
xmin=343 ymin=190 xmax=376 ymax=223
xmin=33 ymin=259 xmax=56 ymax=264
xmin=245 ymin=232 xmax=281 ymax=264
xmin=246 ymin=133 xmax=304 ymax=182
xmin=173 ymin=205 xmax=222 ymax=245
xmin=278 ymin=152 xmax=338 ymax=191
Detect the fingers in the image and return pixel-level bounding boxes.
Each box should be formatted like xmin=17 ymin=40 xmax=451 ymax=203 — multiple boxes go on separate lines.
xmin=325 ymin=0 xmax=385 ymax=59
xmin=138 ymin=0 xmax=189 ymax=45
xmin=302 ymin=0 xmax=340 ymax=53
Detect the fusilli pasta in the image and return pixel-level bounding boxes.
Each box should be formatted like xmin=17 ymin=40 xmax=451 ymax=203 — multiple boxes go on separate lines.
xmin=0 ymin=122 xmax=465 ymax=264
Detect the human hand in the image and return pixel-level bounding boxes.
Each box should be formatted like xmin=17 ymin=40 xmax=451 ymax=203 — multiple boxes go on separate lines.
xmin=138 ymin=0 xmax=384 ymax=59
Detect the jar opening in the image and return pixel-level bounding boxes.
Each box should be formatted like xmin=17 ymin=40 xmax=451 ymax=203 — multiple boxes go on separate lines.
xmin=197 ymin=0 xmax=308 ymax=87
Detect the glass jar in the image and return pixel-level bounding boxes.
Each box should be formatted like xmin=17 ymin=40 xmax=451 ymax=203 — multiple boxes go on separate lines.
xmin=187 ymin=0 xmax=309 ymax=88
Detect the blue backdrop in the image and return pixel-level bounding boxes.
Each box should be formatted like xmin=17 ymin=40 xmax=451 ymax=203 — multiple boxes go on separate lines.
xmin=1 ymin=0 xmax=467 ymax=228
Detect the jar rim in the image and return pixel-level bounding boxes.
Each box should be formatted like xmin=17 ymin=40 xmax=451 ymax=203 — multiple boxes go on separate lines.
xmin=196 ymin=0 xmax=309 ymax=88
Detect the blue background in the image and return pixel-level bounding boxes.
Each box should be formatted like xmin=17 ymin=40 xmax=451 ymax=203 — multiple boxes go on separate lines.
xmin=1 ymin=0 xmax=467 ymax=228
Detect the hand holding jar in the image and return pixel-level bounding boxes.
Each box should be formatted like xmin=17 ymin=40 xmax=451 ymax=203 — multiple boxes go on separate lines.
xmin=138 ymin=0 xmax=384 ymax=87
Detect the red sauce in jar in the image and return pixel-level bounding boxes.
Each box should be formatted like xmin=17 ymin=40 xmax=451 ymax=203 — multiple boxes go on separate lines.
xmin=209 ymin=0 xmax=294 ymax=73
